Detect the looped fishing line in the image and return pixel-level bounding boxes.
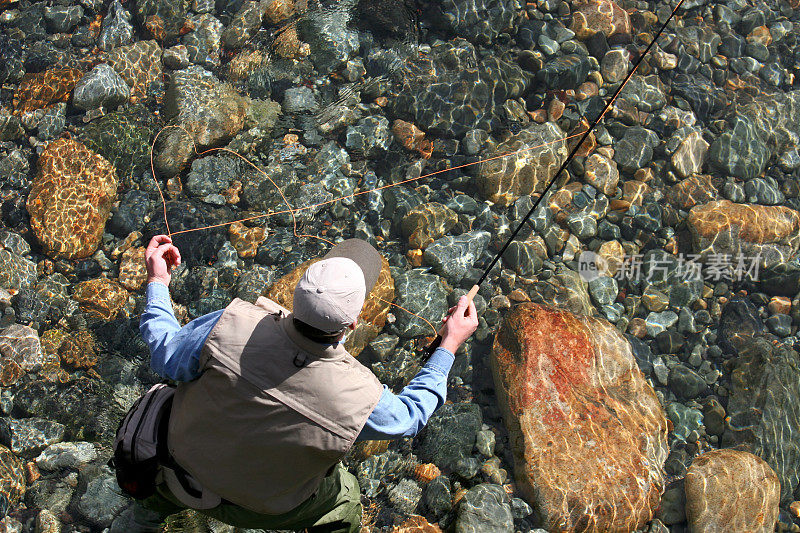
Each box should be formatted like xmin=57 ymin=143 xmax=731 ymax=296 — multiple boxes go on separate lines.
xmin=148 ymin=0 xmax=684 ymax=339
xmin=148 ymin=126 xmax=588 ymax=337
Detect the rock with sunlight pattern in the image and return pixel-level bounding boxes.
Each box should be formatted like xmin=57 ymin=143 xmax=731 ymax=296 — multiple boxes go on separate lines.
xmin=491 ymin=303 xmax=668 ymax=532
xmin=685 ymin=449 xmax=779 ymax=533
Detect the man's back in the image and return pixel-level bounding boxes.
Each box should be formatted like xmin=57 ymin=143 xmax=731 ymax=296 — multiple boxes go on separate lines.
xmin=169 ymin=297 xmax=382 ymax=514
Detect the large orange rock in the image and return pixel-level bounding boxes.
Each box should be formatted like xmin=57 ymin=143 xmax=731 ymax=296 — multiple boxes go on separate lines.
xmin=687 ymin=200 xmax=800 ymax=268
xmin=27 ymin=139 xmax=118 ymax=260
xmin=491 ymin=303 xmax=668 ymax=532
xmin=266 ymin=255 xmax=394 ymax=357
xmin=685 ymin=449 xmax=780 ymax=533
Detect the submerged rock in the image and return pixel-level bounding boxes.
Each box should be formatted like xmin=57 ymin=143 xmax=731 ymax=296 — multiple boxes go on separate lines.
xmin=416 ymin=402 xmax=482 ymax=471
xmin=492 ymin=303 xmax=668 ymax=531
xmin=571 ymin=0 xmax=630 ymax=40
xmin=477 ymin=122 xmax=567 ymax=206
xmin=431 ymin=0 xmax=521 ymax=45
xmin=393 ymin=39 xmax=529 ymax=138
xmin=392 ymin=270 xmax=449 ymax=338
xmin=687 ymin=200 xmax=800 ymax=269
xmin=685 ymin=449 xmax=780 ymax=533
xmin=455 ymin=483 xmax=514 ymax=533
xmin=0 ymin=445 xmax=25 ymax=510
xmin=72 ymin=64 xmax=130 ymax=112
xmin=105 ymin=40 xmax=163 ymax=102
xmin=12 ymin=68 xmax=83 ymax=114
xmin=26 ymin=139 xmax=117 ymax=260
xmin=155 ymin=65 xmax=250 ymax=177
xmin=722 ymin=338 xmax=800 ymax=504
xmin=402 ymin=203 xmax=458 ymax=250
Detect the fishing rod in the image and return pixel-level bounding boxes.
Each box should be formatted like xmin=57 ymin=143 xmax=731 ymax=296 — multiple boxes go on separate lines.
xmin=426 ymin=0 xmax=686 ymax=354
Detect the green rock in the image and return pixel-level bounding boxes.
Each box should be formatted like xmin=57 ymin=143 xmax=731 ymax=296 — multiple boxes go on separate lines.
xmin=78 ymin=107 xmax=155 ymax=180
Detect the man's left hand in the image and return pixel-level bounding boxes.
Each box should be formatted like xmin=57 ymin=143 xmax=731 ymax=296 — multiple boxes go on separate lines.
xmin=145 ymin=235 xmax=181 ymax=287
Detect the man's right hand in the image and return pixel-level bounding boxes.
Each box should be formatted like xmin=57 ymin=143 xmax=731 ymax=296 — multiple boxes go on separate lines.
xmin=439 ymin=295 xmax=479 ymax=354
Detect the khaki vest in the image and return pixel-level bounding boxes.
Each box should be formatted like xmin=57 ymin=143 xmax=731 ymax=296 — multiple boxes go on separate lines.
xmin=167 ymin=297 xmax=383 ymax=514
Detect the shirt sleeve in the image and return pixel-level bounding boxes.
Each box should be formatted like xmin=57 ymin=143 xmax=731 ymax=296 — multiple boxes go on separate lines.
xmin=140 ymin=281 xmax=223 ymax=382
xmin=357 ymin=347 xmax=455 ymax=441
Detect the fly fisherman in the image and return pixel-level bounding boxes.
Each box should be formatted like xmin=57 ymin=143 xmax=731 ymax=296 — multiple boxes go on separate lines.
xmin=112 ymin=234 xmax=479 ymax=532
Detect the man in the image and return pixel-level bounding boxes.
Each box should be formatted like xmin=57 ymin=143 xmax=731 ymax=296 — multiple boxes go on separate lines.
xmin=115 ymin=234 xmax=479 ymax=532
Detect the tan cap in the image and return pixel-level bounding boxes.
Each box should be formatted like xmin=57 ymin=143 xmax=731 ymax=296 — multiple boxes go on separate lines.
xmin=293 ymin=239 xmax=382 ymax=333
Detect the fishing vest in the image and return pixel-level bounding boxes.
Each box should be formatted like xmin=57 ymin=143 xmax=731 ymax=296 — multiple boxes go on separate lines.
xmin=167 ymin=296 xmax=383 ymax=515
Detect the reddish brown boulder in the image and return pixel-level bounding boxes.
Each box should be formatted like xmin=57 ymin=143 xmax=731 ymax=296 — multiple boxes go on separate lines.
xmin=685 ymin=449 xmax=779 ymax=533
xmin=492 ymin=303 xmax=668 ymax=532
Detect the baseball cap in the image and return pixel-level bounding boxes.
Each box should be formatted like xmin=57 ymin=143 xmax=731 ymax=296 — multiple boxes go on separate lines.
xmin=293 ymin=239 xmax=382 ymax=333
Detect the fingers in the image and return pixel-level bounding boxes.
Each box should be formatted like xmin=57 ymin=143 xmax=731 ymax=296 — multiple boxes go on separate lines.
xmin=146 ymin=235 xmax=172 ymax=252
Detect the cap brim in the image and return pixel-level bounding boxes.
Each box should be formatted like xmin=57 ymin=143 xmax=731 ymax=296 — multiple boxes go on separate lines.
xmin=323 ymin=239 xmax=382 ymax=294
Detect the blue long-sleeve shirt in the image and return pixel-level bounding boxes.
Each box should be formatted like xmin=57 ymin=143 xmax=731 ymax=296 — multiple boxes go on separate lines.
xmin=140 ymin=282 xmax=454 ymax=440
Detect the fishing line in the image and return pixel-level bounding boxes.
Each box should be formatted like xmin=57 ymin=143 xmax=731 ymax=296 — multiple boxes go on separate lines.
xmin=424 ymin=0 xmax=686 ymax=353
xmin=147 ymin=0 xmax=684 ymax=341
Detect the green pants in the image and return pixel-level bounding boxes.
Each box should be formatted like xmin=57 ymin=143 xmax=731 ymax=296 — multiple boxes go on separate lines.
xmin=125 ymin=463 xmax=362 ymax=532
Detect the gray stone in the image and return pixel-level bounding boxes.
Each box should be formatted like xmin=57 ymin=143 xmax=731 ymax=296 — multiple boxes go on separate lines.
xmin=424 ymin=231 xmax=491 ymax=282
xmin=566 ymin=211 xmax=597 ymax=239
xmin=423 ymin=475 xmax=452 ymax=519
xmin=614 ymin=127 xmax=659 ymax=172
xmin=344 ymin=116 xmax=391 ymax=158
xmin=657 ymin=481 xmax=686 ymax=525
xmin=297 ymin=1 xmax=360 ymax=73
xmin=710 ymin=116 xmax=769 ymax=180
xmin=44 ymin=5 xmax=83 ymax=33
xmin=77 ymin=473 xmax=129 ymax=527
xmin=182 ymin=13 xmax=223 ymax=69
xmin=0 ymin=324 xmax=43 ymax=372
xmin=37 ymin=103 xmax=66 ymax=140
xmin=476 ymin=430 xmax=496 ymax=456
xmin=72 ymin=64 xmax=130 ymax=112
xmin=417 ymin=402 xmax=482 ymax=471
xmin=392 ymin=270 xmax=449 ymax=338
xmin=669 ymin=365 xmax=707 ymax=399
xmin=588 ymin=276 xmax=618 ymax=307
xmin=282 ymin=87 xmax=319 ymax=114
xmin=25 ymin=478 xmax=74 ymax=515
xmin=222 ymin=0 xmax=265 ymax=49
xmin=0 ymin=418 xmax=65 ymax=458
xmin=511 ymin=497 xmax=533 ymax=519
xmin=98 ymin=1 xmax=134 ymax=50
xmin=722 ymin=338 xmax=800 ymax=503
xmin=455 ymin=483 xmax=514 ymax=533
xmin=432 ymin=0 xmax=521 ymax=45
xmin=766 ymin=314 xmax=792 ymax=337
xmin=665 ymin=402 xmax=703 ymax=442
xmin=35 ymin=441 xmax=98 ymax=470
xmin=387 ymin=478 xmax=422 ymax=515
xmin=186 ymin=154 xmax=241 ymax=200
xmin=163 ymin=45 xmax=190 ymax=70
xmin=645 ymin=311 xmax=679 ymax=338
xmin=0 ymin=247 xmax=37 ymax=291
